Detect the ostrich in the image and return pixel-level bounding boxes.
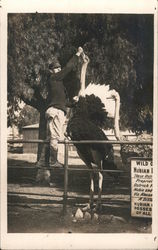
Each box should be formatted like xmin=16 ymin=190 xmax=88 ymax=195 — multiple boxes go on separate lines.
xmin=67 ymin=94 xmax=119 ymax=211
xmin=66 ymin=52 xmax=121 ymax=211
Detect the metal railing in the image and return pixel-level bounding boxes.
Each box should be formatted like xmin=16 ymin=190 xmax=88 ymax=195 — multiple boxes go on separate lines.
xmin=8 ymin=139 xmax=152 ymax=145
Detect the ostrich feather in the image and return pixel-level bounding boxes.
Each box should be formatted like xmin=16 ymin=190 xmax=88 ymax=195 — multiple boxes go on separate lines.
xmin=83 ymin=83 xmax=116 ymax=118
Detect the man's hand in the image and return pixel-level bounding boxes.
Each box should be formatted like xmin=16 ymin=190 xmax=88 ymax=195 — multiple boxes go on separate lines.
xmin=76 ymin=47 xmax=84 ymax=56
xmin=73 ymin=95 xmax=79 ymax=102
xmin=73 ymin=90 xmax=85 ymax=103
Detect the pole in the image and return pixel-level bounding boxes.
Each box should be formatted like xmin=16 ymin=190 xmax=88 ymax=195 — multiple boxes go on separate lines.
xmin=63 ymin=141 xmax=69 ymax=215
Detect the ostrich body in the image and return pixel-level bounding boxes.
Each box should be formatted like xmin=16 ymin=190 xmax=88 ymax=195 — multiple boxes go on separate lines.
xmin=67 ymin=94 xmax=118 ymax=210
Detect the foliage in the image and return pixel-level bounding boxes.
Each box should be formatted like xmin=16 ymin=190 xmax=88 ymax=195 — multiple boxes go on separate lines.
xmin=120 ymin=133 xmax=152 ymax=165
xmin=7 ymin=99 xmax=23 ymax=128
xmin=8 ymin=14 xmax=58 ymax=112
xmin=7 ymin=103 xmax=39 ymax=133
xmin=17 ymin=105 xmax=40 ymax=133
xmin=8 ymin=13 xmax=153 ymax=133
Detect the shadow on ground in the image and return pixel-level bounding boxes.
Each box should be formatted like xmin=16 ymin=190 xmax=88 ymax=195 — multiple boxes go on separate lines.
xmin=7 ymin=156 xmax=152 ymax=233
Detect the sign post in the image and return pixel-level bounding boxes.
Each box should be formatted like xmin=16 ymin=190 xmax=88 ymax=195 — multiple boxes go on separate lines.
xmin=131 ymin=157 xmax=153 ymax=218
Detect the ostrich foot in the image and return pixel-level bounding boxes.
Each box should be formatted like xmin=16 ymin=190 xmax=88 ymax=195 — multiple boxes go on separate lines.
xmin=82 ymin=203 xmax=95 ymax=212
xmin=82 ymin=204 xmax=90 ymax=212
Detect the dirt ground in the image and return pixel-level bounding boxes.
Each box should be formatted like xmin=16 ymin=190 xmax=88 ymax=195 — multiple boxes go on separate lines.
xmin=7 ymin=150 xmax=152 ymax=234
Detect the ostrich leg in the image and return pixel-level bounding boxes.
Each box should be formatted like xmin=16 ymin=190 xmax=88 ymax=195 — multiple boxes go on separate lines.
xmin=90 ymin=149 xmax=103 ymax=211
xmin=96 ymin=171 xmax=103 ymax=211
xmin=76 ymin=150 xmax=93 ymax=211
xmin=89 ymin=172 xmax=94 ymax=209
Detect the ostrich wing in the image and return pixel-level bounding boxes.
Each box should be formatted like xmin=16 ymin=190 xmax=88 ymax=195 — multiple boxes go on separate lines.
xmin=67 ymin=117 xmax=112 ymax=164
xmin=83 ymin=83 xmax=117 ymax=118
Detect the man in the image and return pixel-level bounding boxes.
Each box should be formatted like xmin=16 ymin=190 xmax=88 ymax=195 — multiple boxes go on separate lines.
xmin=36 ymin=47 xmax=84 ymax=183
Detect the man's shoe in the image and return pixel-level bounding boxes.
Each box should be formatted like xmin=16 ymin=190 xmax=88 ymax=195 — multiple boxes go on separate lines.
xmin=36 ymin=161 xmax=50 ymax=169
xmin=36 ymin=161 xmax=44 ymax=168
xmin=49 ymin=161 xmax=64 ymax=168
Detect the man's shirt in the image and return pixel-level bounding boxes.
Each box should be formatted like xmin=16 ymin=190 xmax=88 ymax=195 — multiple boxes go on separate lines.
xmin=47 ymin=55 xmax=81 ymax=113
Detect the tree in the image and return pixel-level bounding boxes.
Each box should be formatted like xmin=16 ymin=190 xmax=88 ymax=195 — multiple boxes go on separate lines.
xmin=8 ymin=13 xmax=153 ymax=141
xmin=52 ymin=14 xmax=153 ymax=133
xmin=8 ymin=14 xmax=62 ymax=160
xmin=17 ymin=105 xmax=40 ymax=133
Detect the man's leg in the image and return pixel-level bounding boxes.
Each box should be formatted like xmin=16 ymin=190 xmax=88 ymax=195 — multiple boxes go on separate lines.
xmin=36 ymin=143 xmax=51 ymax=185
xmin=35 ymin=112 xmax=51 ymax=185
xmin=36 ymin=143 xmax=50 ymax=167
xmin=47 ymin=108 xmax=66 ymax=167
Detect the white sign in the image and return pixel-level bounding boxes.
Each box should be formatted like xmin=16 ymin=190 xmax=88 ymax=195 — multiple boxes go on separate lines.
xmin=131 ymin=158 xmax=153 ymax=218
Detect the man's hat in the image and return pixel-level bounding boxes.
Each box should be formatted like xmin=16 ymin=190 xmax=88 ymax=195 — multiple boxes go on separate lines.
xmin=48 ymin=57 xmax=61 ymax=70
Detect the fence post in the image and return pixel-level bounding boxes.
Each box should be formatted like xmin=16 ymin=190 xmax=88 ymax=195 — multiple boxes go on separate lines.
xmin=63 ymin=141 xmax=69 ymax=215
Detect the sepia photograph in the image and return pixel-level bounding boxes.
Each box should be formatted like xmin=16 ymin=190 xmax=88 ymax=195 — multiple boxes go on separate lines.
xmin=1 ymin=0 xmax=158 ymax=249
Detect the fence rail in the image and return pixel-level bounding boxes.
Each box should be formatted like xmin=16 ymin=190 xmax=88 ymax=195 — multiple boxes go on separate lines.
xmin=7 ymin=138 xmax=153 ymax=214
xmin=7 ymin=139 xmax=153 ymax=145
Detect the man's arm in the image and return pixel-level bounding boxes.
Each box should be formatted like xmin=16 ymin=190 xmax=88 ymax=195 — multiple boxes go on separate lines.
xmin=50 ymin=55 xmax=77 ymax=80
xmin=51 ymin=47 xmax=84 ymax=81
